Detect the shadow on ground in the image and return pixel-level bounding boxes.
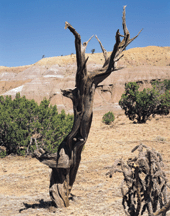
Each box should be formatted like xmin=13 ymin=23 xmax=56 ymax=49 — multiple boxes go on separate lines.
xmin=19 ymin=194 xmax=77 ymax=213
xmin=19 ymin=199 xmax=56 ymax=213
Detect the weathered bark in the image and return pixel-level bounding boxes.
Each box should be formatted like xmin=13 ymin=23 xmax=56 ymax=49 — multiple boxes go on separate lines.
xmin=107 ymin=143 xmax=170 ymax=216
xmin=34 ymin=6 xmax=142 ymax=207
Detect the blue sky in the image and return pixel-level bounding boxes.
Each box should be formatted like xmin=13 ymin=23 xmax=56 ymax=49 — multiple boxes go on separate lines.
xmin=0 ymin=0 xmax=170 ymax=67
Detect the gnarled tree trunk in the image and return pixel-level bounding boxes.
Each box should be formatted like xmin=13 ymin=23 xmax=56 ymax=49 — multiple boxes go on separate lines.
xmin=34 ymin=6 xmax=142 ymax=208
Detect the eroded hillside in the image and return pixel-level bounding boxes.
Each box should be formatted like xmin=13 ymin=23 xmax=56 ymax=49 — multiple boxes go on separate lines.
xmin=0 ymin=46 xmax=170 ymax=112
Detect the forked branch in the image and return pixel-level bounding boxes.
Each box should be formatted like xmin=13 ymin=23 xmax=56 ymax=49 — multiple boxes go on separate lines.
xmin=95 ymin=35 xmax=109 ymax=63
xmin=94 ymin=5 xmax=143 ymax=84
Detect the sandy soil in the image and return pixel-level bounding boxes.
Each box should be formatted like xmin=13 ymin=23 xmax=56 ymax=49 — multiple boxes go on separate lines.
xmin=0 ymin=109 xmax=170 ymax=216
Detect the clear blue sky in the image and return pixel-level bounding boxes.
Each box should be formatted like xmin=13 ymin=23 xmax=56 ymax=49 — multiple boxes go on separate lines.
xmin=0 ymin=0 xmax=170 ymax=67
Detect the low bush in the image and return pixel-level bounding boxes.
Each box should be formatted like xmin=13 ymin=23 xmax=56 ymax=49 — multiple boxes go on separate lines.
xmin=0 ymin=93 xmax=73 ymax=157
xmin=119 ymin=81 xmax=170 ymax=123
xmin=102 ymin=111 xmax=115 ymax=125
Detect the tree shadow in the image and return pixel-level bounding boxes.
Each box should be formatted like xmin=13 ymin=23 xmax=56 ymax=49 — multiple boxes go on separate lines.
xmin=19 ymin=194 xmax=77 ymax=213
xmin=19 ymin=199 xmax=55 ymax=213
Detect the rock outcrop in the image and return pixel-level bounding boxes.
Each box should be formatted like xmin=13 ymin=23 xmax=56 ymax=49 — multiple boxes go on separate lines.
xmin=0 ymin=46 xmax=170 ymax=113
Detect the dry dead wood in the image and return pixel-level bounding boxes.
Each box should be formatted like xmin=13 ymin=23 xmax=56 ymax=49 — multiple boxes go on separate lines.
xmin=107 ymin=143 xmax=170 ymax=216
xmin=34 ymin=6 xmax=142 ymax=208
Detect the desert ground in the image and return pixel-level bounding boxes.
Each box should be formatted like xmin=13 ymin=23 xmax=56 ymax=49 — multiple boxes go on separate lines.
xmin=0 ymin=46 xmax=170 ymax=215
xmin=0 ymin=108 xmax=170 ymax=216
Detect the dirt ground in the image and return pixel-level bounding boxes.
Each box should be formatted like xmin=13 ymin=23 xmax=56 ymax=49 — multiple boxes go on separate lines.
xmin=0 ymin=109 xmax=170 ymax=216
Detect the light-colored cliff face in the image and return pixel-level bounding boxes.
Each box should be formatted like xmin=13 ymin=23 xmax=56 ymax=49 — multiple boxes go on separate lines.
xmin=0 ymin=46 xmax=170 ymax=112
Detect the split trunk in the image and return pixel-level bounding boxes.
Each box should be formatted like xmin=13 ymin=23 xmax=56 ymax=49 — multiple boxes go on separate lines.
xmin=34 ymin=6 xmax=142 ymax=207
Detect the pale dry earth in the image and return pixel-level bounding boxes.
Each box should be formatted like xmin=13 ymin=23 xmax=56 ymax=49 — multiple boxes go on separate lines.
xmin=0 ymin=46 xmax=170 ymax=215
xmin=0 ymin=110 xmax=170 ymax=216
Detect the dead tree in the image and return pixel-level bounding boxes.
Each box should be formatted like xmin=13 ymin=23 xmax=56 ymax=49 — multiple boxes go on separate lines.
xmin=107 ymin=143 xmax=170 ymax=216
xmin=34 ymin=6 xmax=142 ymax=208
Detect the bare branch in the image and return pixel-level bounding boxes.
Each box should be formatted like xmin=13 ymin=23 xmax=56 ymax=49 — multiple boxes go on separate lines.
xmin=114 ymin=54 xmax=124 ymax=62
xmin=113 ymin=6 xmax=142 ymax=65
xmin=126 ymin=28 xmax=143 ymax=47
xmin=106 ymin=159 xmax=121 ymax=177
xmin=107 ymin=30 xmax=121 ymax=72
xmin=82 ymin=35 xmax=94 ymax=54
xmin=61 ymin=89 xmax=74 ymax=100
xmin=65 ymin=21 xmax=81 ymax=39
xmin=122 ymin=5 xmax=130 ymax=39
xmin=135 ymin=166 xmax=141 ymax=216
xmin=65 ymin=21 xmax=82 ymax=71
xmin=95 ymin=35 xmax=109 ymax=63
xmin=91 ymin=6 xmax=143 ymax=87
xmin=153 ymin=200 xmax=170 ymax=215
xmin=33 ymin=150 xmax=58 ymax=168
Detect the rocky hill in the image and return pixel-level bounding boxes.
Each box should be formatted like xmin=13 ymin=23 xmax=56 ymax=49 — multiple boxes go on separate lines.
xmin=0 ymin=46 xmax=170 ymax=113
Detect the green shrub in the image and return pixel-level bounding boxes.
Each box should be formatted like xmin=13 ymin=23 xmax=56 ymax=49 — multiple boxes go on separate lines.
xmin=151 ymin=79 xmax=170 ymax=91
xmin=102 ymin=111 xmax=115 ymax=125
xmin=0 ymin=149 xmax=6 ymax=158
xmin=119 ymin=81 xmax=170 ymax=123
xmin=0 ymin=93 xmax=73 ymax=156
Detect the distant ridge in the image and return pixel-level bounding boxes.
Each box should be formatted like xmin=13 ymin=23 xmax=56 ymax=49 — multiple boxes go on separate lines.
xmin=0 ymin=46 xmax=170 ymax=113
xmin=1 ymin=46 xmax=170 ymax=69
xmin=35 ymin=46 xmax=170 ymax=67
